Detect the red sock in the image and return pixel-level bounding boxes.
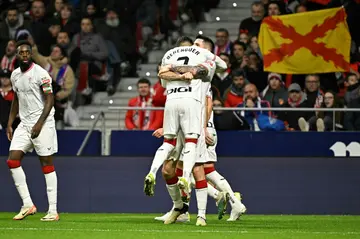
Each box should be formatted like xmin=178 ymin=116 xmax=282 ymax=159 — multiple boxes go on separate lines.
xmin=42 ymin=165 xmax=55 ymax=174
xmin=175 ymin=168 xmax=183 ymax=177
xmin=166 ymin=176 xmax=179 ymax=185
xmin=204 ymin=166 xmax=215 ymax=175
xmin=7 ymin=160 xmax=21 ymax=169
xmin=195 ymin=180 xmax=207 ymax=189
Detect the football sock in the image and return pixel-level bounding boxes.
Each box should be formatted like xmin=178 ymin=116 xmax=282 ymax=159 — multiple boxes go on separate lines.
xmin=195 ymin=180 xmax=207 ymax=219
xmin=166 ymin=176 xmax=183 ymax=209
xmin=150 ymin=140 xmax=176 ymax=178
xmin=207 ymin=183 xmax=220 ymax=200
xmin=7 ymin=160 xmax=33 ymax=207
xmin=42 ymin=166 xmax=58 ymax=213
xmin=182 ymin=139 xmax=197 ymax=183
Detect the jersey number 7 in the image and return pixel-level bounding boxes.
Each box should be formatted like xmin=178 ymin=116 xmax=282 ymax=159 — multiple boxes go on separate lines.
xmin=177 ymin=56 xmax=189 ymax=65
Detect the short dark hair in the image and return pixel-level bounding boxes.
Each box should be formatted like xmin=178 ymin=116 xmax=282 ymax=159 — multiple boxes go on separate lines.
xmin=195 ymin=35 xmax=215 ymax=51
xmin=216 ymin=28 xmax=229 ymax=36
xmin=7 ymin=5 xmax=18 ymax=13
xmin=16 ymin=40 xmax=32 ymax=50
xmin=233 ymin=40 xmax=247 ymax=51
xmin=345 ymin=73 xmax=358 ymax=81
xmin=137 ymin=78 xmax=151 ymax=86
xmin=81 ymin=15 xmax=93 ymax=24
xmin=175 ymin=36 xmax=193 ymax=47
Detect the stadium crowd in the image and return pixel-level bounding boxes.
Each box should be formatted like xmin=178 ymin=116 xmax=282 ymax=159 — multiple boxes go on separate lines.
xmin=0 ymin=0 xmax=359 ymax=132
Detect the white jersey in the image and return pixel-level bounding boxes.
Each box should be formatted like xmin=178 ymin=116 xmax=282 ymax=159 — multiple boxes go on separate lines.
xmin=11 ymin=63 xmax=55 ymax=127
xmin=206 ymin=86 xmax=215 ymax=128
xmin=161 ymin=46 xmax=217 ymax=102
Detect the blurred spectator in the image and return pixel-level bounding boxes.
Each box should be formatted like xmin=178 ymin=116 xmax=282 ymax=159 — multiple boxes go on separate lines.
xmin=70 ymin=16 xmax=108 ymax=94
xmin=261 ymin=73 xmax=287 ymax=108
xmin=223 ymin=69 xmax=248 ymax=107
xmin=0 ymin=6 xmax=30 ymax=57
xmin=249 ymin=36 xmax=261 ymax=56
xmin=213 ymin=98 xmax=250 ymax=130
xmin=244 ymin=52 xmax=267 ymax=92
xmin=28 ymin=0 xmax=54 ymax=55
xmin=0 ymin=69 xmax=20 ymax=130
xmin=278 ymin=83 xmax=311 ymax=131
xmin=236 ymin=84 xmax=272 ymax=131
xmin=58 ymin=3 xmax=80 ymax=39
xmin=316 ymin=91 xmax=344 ymax=131
xmin=238 ymin=32 xmax=249 ymax=45
xmin=125 ymin=78 xmax=163 ymax=130
xmin=295 ymin=4 xmax=307 ymax=13
xmin=231 ymin=40 xmax=246 ymax=70
xmin=239 ymin=1 xmax=265 ymax=37
xmin=304 ymin=74 xmax=323 ymax=108
xmin=56 ymin=31 xmax=72 ymax=57
xmin=212 ymin=53 xmax=232 ymax=100
xmin=152 ymin=62 xmax=166 ymax=107
xmin=268 ymin=1 xmax=281 ymax=16
xmin=344 ymin=94 xmax=360 ymax=131
xmin=31 ymin=40 xmax=76 ymax=129
xmin=214 ymin=28 xmax=232 ymax=56
xmin=85 ymin=3 xmax=102 ymax=20
xmin=47 ymin=0 xmax=64 ymax=18
xmin=344 ymin=73 xmax=360 ymax=106
xmin=1 ymin=40 xmax=19 ymax=71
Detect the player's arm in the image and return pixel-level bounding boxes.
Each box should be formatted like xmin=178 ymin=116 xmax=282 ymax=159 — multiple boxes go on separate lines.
xmin=7 ymin=94 xmax=18 ymax=127
xmin=206 ymin=96 xmax=213 ymax=124
xmin=205 ymin=51 xmax=227 ymax=73
xmin=31 ymin=76 xmax=54 ymax=139
xmin=170 ymin=65 xmax=209 ymax=81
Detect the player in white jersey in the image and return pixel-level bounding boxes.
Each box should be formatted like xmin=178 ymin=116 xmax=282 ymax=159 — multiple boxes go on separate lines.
xmin=153 ymin=75 xmax=247 ymax=223
xmin=144 ymin=36 xmax=226 ymax=225
xmin=6 ymin=40 xmax=59 ymax=221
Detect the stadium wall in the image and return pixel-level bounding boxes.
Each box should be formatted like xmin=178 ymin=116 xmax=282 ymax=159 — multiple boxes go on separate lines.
xmin=1 ymin=130 xmax=360 ymax=157
xmin=0 ymin=156 xmax=359 ymax=214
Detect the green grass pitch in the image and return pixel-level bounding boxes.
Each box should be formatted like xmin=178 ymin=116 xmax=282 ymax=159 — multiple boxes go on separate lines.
xmin=0 ymin=213 xmax=360 ymax=239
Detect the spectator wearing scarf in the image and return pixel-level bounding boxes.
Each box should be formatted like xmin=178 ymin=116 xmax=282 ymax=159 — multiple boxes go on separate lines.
xmin=223 ymin=69 xmax=248 ymax=107
xmin=1 ymin=40 xmax=18 ymax=72
xmin=278 ymin=83 xmax=312 ymax=131
xmin=214 ymin=28 xmax=232 ymax=56
xmin=31 ymin=43 xmax=75 ymax=105
xmin=125 ymin=78 xmax=163 ymax=130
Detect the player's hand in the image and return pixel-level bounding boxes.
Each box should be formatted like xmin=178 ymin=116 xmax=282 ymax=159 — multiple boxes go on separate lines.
xmin=152 ymin=128 xmax=164 ymax=138
xmin=181 ymin=72 xmax=193 ymax=81
xmin=205 ymin=129 xmax=214 ymax=146
xmin=31 ymin=122 xmax=43 ymax=139
xmin=6 ymin=126 xmax=13 ymax=141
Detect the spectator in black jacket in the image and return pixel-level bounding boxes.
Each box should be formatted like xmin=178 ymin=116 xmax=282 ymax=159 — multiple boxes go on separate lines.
xmin=212 ymin=53 xmax=232 ymax=99
xmin=344 ymin=95 xmax=360 ymax=131
xmin=239 ymin=1 xmax=265 ymax=37
xmin=278 ymin=83 xmax=312 ymax=131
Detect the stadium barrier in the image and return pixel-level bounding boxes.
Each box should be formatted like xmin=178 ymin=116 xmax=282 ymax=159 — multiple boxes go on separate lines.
xmin=0 ymin=156 xmax=359 ymax=214
xmin=1 ymin=107 xmax=360 ymax=157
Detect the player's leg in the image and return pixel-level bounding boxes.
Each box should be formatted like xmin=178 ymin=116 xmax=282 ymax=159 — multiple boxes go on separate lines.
xmin=162 ymin=160 xmax=189 ymax=224
xmin=145 ymin=101 xmax=179 ymax=196
xmin=178 ymin=100 xmax=201 ymax=193
xmin=8 ymin=124 xmax=37 ymax=220
xmin=33 ymin=126 xmax=59 ymax=221
xmin=204 ymin=163 xmax=246 ymax=221
xmin=192 ymin=163 xmax=207 ymax=226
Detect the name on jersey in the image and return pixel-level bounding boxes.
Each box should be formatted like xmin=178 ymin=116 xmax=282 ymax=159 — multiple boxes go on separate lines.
xmin=166 ymin=48 xmax=200 ymax=60
xmin=167 ymin=86 xmax=192 ymax=95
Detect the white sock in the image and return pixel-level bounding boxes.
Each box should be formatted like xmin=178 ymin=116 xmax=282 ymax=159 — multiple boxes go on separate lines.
xmin=182 ymin=141 xmax=197 ymax=183
xmin=10 ymin=167 xmax=33 ymax=207
xmin=207 ymin=183 xmax=219 ymax=200
xmin=195 ymin=180 xmax=207 ymax=218
xmin=45 ymin=171 xmax=58 ymax=213
xmin=150 ymin=142 xmax=175 ymax=178
xmin=166 ymin=181 xmax=183 ymax=209
xmin=206 ymin=171 xmax=243 ymax=209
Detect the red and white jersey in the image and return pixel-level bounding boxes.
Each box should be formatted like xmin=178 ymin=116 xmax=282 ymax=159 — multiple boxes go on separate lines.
xmin=11 ymin=63 xmax=55 ymax=127
xmin=161 ymin=46 xmax=217 ymax=103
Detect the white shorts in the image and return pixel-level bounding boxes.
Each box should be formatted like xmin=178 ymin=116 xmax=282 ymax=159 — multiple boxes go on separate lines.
xmin=163 ymin=98 xmax=202 ymax=137
xmin=193 ymin=127 xmax=218 ymax=163
xmin=205 ymin=127 xmax=217 ymax=163
xmin=10 ymin=123 xmax=58 ymax=156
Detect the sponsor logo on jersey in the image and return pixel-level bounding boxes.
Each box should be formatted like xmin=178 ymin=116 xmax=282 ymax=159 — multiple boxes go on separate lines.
xmin=167 ymin=86 xmax=192 ymax=95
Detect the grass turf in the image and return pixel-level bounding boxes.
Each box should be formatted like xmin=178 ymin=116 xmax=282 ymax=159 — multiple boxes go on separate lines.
xmin=0 ymin=213 xmax=359 ymax=239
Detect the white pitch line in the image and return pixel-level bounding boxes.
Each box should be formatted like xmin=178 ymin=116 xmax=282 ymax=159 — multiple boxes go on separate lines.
xmin=0 ymin=227 xmax=360 ymax=235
